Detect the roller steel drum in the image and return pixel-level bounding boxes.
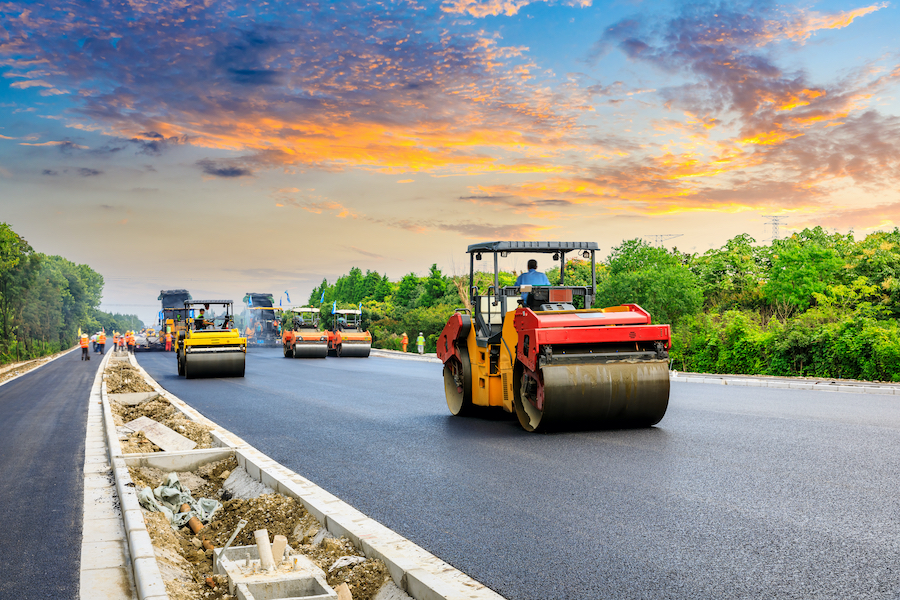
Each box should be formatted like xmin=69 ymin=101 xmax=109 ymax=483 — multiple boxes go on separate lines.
xmin=183 ymin=349 xmax=245 ymax=379
xmin=292 ymin=343 xmax=328 ymax=358
xmin=337 ymin=342 xmax=371 ymax=357
xmin=514 ymin=360 xmax=669 ymax=432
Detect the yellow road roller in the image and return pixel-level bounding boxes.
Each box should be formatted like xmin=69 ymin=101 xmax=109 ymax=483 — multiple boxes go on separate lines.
xmin=436 ymin=241 xmax=670 ymax=432
xmin=176 ymin=300 xmax=246 ymax=379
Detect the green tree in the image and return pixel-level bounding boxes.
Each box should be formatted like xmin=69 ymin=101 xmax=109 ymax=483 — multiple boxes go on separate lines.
xmin=595 ymin=239 xmax=702 ymax=326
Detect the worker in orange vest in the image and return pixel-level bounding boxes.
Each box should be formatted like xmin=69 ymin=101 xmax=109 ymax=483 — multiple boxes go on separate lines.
xmin=97 ymin=330 xmax=107 ymax=354
xmin=401 ymin=332 xmax=408 ymax=352
xmin=165 ymin=331 xmax=172 ymax=352
xmin=79 ymin=333 xmax=90 ymax=360
xmin=126 ymin=330 xmax=135 ymax=354
xmin=113 ymin=331 xmax=119 ymax=350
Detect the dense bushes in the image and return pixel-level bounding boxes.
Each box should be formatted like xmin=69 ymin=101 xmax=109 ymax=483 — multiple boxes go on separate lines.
xmin=313 ymin=227 xmax=900 ymax=380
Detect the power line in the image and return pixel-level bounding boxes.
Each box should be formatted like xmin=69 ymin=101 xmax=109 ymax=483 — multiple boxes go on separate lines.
xmin=645 ymin=234 xmax=683 ymax=246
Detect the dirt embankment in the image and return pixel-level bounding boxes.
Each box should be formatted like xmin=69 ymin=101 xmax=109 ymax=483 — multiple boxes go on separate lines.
xmin=132 ymin=457 xmax=392 ymax=600
xmin=0 ymin=348 xmax=72 ymax=384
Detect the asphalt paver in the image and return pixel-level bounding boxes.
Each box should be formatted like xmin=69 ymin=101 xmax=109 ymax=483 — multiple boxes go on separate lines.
xmin=0 ymin=343 xmax=105 ymax=599
xmin=137 ymin=348 xmax=900 ymax=600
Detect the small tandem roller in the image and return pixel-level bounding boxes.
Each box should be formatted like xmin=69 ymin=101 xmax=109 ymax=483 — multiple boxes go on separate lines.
xmin=282 ymin=307 xmax=328 ymax=358
xmin=176 ymin=300 xmax=246 ymax=379
xmin=436 ymin=241 xmax=670 ymax=432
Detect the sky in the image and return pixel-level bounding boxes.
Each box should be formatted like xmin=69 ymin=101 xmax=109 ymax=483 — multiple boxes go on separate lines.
xmin=1 ymin=0 xmax=899 ymax=325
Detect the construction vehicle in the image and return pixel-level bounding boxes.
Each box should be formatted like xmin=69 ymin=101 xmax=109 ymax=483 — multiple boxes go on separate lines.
xmin=243 ymin=293 xmax=280 ymax=347
xmin=328 ymin=309 xmax=372 ymax=357
xmin=176 ymin=300 xmax=246 ymax=379
xmin=436 ymin=241 xmax=670 ymax=432
xmin=157 ymin=289 xmax=192 ymax=350
xmin=282 ymin=307 xmax=328 ymax=358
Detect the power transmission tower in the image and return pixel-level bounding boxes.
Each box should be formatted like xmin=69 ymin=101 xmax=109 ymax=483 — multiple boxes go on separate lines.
xmin=645 ymin=234 xmax=683 ymax=247
xmin=761 ymin=215 xmax=786 ymax=241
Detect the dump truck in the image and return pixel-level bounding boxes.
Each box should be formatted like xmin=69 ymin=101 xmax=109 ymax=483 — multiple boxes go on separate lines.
xmin=176 ymin=300 xmax=246 ymax=378
xmin=243 ymin=293 xmax=280 ymax=347
xmin=436 ymin=241 xmax=670 ymax=432
xmin=282 ymin=307 xmax=328 ymax=358
xmin=328 ymin=309 xmax=372 ymax=357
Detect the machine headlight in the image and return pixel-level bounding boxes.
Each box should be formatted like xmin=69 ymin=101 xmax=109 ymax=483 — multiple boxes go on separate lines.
xmin=320 ymin=336 xmax=326 ymax=341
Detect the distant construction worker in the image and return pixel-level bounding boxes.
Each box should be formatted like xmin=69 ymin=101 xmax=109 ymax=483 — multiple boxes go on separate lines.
xmin=515 ymin=259 xmax=551 ymax=304
xmin=97 ymin=330 xmax=107 ymax=354
xmin=126 ymin=330 xmax=135 ymax=354
xmin=80 ymin=333 xmax=90 ymax=360
xmin=90 ymin=332 xmax=99 ymax=353
xmin=164 ymin=330 xmax=172 ymax=352
xmin=416 ymin=332 xmax=425 ymax=355
xmin=113 ymin=331 xmax=119 ymax=350
xmin=401 ymin=332 xmax=409 ymax=353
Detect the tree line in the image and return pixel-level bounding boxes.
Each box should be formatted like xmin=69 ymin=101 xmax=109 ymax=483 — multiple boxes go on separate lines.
xmin=0 ymin=222 xmax=142 ymax=364
xmin=311 ymin=227 xmax=900 ymax=381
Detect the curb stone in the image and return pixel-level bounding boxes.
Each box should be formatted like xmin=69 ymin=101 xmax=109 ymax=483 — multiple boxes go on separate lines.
xmin=671 ymin=371 xmax=900 ymax=396
xmin=106 ymin=353 xmax=506 ymax=600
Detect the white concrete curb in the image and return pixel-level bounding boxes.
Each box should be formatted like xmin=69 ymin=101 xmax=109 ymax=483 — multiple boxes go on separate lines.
xmin=371 ymin=349 xmax=442 ymax=364
xmin=114 ymin=354 xmax=505 ymax=600
xmin=0 ymin=345 xmax=77 ymax=388
xmin=671 ymin=371 xmax=900 ymax=395
xmin=100 ymin=351 xmax=168 ymax=600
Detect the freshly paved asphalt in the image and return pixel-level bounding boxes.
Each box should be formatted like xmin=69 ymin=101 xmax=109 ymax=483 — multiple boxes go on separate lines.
xmin=138 ymin=348 xmax=900 ymax=600
xmin=0 ymin=343 xmax=105 ymax=599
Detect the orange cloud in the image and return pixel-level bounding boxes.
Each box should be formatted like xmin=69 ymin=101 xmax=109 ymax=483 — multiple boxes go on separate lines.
xmin=780 ymin=3 xmax=888 ymax=41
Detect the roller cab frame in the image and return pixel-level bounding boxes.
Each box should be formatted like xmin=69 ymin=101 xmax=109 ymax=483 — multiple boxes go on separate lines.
xmin=176 ymin=300 xmax=247 ymax=379
xmin=436 ymin=241 xmax=671 ymax=432
xmin=282 ymin=307 xmax=328 ymax=358
xmin=244 ymin=292 xmax=280 ymax=348
xmin=329 ymin=309 xmax=372 ymax=357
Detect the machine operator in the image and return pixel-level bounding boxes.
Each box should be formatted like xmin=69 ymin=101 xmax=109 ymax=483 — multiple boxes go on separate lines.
xmin=515 ymin=259 xmax=550 ymax=303
xmin=195 ymin=308 xmax=209 ymax=330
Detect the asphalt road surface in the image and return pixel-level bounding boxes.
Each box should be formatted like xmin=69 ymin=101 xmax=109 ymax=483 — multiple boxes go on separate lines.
xmin=0 ymin=343 xmax=106 ymax=599
xmin=137 ymin=348 xmax=900 ymax=600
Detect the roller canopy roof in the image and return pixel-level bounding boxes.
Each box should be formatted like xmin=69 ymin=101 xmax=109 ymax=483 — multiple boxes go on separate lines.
xmin=466 ymin=241 xmax=598 ymax=253
xmin=184 ymin=300 xmax=233 ymax=305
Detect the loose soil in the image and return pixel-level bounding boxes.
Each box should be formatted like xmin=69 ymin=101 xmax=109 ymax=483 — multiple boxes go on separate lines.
xmin=105 ymin=361 xmax=156 ymax=393
xmin=106 ymin=362 xmax=213 ymax=452
xmin=131 ymin=457 xmax=392 ymax=600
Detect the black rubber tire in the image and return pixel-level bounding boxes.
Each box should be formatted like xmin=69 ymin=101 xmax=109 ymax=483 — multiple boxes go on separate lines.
xmin=444 ymin=347 xmax=474 ymax=416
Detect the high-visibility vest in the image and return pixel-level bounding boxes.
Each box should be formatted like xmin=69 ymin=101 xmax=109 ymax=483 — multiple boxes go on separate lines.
xmin=401 ymin=333 xmax=408 ymax=344
xmin=165 ymin=333 xmax=172 ymax=343
xmin=98 ymin=333 xmax=106 ymax=344
xmin=127 ymin=332 xmax=135 ymax=344
xmin=417 ymin=334 xmax=425 ymax=345
xmin=80 ymin=335 xmax=89 ymax=348
xmin=113 ymin=334 xmax=119 ymax=343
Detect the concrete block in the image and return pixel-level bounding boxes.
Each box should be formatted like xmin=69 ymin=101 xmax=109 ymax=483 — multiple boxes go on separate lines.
xmin=787 ymin=382 xmax=814 ymax=390
xmin=82 ymin=517 xmax=126 ymax=543
xmin=129 ymin=531 xmax=157 ymax=561
xmin=109 ymin=391 xmax=160 ymax=406
xmin=79 ymin=565 xmax=134 ymax=600
xmin=132 ymin=556 xmax=167 ymax=600
xmin=123 ymin=448 xmax=233 ymax=472
xmin=123 ymin=509 xmax=149 ymax=535
xmin=124 ymin=415 xmax=197 ymax=452
xmin=81 ymin=540 xmax=129 ymax=570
